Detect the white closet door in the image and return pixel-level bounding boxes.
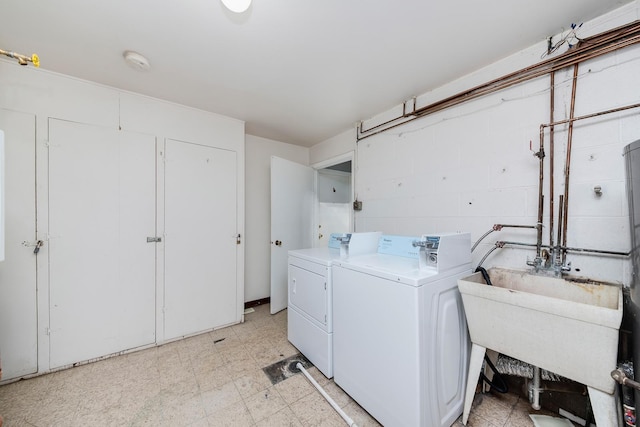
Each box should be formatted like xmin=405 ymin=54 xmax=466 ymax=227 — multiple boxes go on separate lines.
xmin=0 ymin=109 xmax=37 ymax=380
xmin=164 ymin=139 xmax=237 ymax=340
xmin=48 ymin=120 xmax=156 ymax=369
xmin=270 ymin=156 xmax=314 ymax=314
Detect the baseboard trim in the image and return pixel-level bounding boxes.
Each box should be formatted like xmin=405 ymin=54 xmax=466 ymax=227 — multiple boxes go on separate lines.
xmin=244 ymin=297 xmax=270 ymax=309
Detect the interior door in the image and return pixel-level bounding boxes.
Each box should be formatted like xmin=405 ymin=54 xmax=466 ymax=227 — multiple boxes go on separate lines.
xmin=48 ymin=120 xmax=156 ymax=368
xmin=270 ymin=156 xmax=314 ymax=314
xmin=0 ymin=109 xmax=37 ymax=380
xmin=164 ymin=139 xmax=238 ymax=340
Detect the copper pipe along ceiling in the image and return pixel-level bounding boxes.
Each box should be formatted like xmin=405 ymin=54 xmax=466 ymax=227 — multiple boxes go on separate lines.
xmin=357 ymin=20 xmax=640 ymax=141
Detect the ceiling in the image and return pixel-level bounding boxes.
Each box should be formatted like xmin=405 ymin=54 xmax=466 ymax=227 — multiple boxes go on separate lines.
xmin=0 ymin=0 xmax=632 ymax=147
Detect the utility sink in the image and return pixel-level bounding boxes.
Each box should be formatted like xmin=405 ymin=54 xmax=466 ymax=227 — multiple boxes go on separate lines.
xmin=457 ymin=267 xmax=623 ymax=426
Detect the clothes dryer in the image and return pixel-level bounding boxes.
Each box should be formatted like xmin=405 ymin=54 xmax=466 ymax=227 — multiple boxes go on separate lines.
xmin=287 ymin=232 xmax=381 ymax=378
xmin=332 ymin=233 xmax=471 ymax=427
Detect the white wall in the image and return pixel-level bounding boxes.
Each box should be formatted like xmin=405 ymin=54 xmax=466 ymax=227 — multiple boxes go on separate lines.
xmin=245 ymin=135 xmax=308 ymax=302
xmin=312 ymin=3 xmax=640 ymax=285
xmin=310 ymin=129 xmax=354 ymax=166
xmin=0 ymin=60 xmax=245 ymax=372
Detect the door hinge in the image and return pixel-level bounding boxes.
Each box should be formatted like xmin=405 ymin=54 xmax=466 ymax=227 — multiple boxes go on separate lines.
xmin=147 ymin=237 xmax=162 ymax=243
xmin=324 ymin=282 xmax=327 ymax=290
xmin=45 ymin=327 xmax=51 ymax=336
xmin=236 ymin=234 xmax=241 ymax=245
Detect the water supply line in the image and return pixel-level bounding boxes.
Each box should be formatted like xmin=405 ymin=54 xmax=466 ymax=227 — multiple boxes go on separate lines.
xmin=612 ymin=368 xmax=640 ymax=392
xmin=472 ymin=224 xmax=538 ymax=253
xmin=295 ymin=363 xmax=358 ymax=427
xmin=478 ymin=240 xmax=628 ymax=269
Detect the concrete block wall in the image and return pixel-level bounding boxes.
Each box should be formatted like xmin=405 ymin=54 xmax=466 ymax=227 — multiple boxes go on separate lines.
xmin=351 ymin=5 xmax=640 ymax=284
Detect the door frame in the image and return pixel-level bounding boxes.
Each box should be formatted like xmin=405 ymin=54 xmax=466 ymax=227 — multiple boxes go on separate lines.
xmin=311 ymin=151 xmax=355 ymax=240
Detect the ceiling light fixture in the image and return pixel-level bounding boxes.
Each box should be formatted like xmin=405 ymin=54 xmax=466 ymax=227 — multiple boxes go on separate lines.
xmin=221 ymin=0 xmax=251 ymax=13
xmin=123 ymin=51 xmax=150 ymax=71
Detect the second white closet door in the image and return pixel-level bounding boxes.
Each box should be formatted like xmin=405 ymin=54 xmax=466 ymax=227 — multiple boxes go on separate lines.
xmin=164 ymin=139 xmax=237 ymax=340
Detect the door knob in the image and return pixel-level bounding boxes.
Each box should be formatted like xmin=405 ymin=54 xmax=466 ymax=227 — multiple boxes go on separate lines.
xmin=275 ymin=240 xmax=282 ymax=246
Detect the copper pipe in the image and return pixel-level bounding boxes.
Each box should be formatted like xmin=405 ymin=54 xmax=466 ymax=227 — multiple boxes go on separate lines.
xmin=561 ymin=64 xmax=580 ymax=263
xmin=358 ymin=99 xmax=417 ymax=135
xmin=357 ymin=20 xmax=640 ymax=141
xmin=542 ymin=102 xmax=640 ymax=128
xmin=549 ymin=72 xmax=555 ymax=249
xmin=536 ymin=151 xmax=544 ymax=258
xmin=557 ymin=195 xmax=564 ymax=265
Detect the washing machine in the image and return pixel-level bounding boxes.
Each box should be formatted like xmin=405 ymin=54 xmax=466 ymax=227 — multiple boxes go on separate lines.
xmin=287 ymin=231 xmax=381 ymax=378
xmin=332 ymin=232 xmax=471 ymax=427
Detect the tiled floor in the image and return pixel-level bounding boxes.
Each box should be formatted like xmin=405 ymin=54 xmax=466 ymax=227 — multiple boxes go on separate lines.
xmin=0 ymin=304 xmax=569 ymax=426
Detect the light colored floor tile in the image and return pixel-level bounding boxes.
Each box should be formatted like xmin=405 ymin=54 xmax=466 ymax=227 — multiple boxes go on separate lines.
xmin=162 ymin=394 xmax=208 ymax=426
xmin=233 ymin=369 xmax=273 ymax=398
xmin=469 ymin=392 xmax=513 ymax=426
xmin=195 ymin=364 xmax=233 ymax=393
xmin=255 ymin=406 xmax=303 ymax=427
xmin=192 ymin=350 xmax=226 ymax=373
xmin=226 ymin=356 xmax=261 ymax=380
xmin=22 ymin=391 xmax=81 ymax=427
xmin=274 ymin=373 xmax=315 ymax=405
xmin=244 ymin=386 xmax=288 ymax=423
xmin=207 ymin=400 xmax=254 ymax=426
xmin=200 ymin=381 xmax=243 ymax=416
xmin=0 ymin=304 xmax=544 ymax=427
xmin=289 ymin=390 xmax=346 ymax=427
xmin=161 ymin=375 xmax=201 ymax=401
xmin=128 ymin=393 xmax=166 ymax=426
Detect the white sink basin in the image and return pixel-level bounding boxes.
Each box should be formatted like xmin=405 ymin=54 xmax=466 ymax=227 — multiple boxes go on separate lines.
xmin=457 ymin=267 xmax=623 ymax=425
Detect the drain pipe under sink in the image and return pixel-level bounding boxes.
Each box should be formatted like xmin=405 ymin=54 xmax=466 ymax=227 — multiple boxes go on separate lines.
xmin=531 ymin=366 xmax=542 ymax=410
xmin=295 ymin=363 xmax=358 ymax=427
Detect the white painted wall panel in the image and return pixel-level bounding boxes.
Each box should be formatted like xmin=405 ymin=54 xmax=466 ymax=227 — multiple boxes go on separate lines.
xmin=0 ymin=59 xmax=245 ymax=375
xmin=0 ymin=110 xmax=37 ymax=380
xmin=0 ymin=61 xmax=119 ymax=128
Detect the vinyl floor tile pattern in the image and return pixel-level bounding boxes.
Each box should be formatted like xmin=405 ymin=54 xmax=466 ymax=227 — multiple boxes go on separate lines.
xmin=0 ymin=304 xmax=565 ymax=426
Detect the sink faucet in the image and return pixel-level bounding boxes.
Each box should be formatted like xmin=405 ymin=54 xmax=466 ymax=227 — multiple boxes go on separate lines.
xmin=526 ymin=249 xmax=571 ymax=276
